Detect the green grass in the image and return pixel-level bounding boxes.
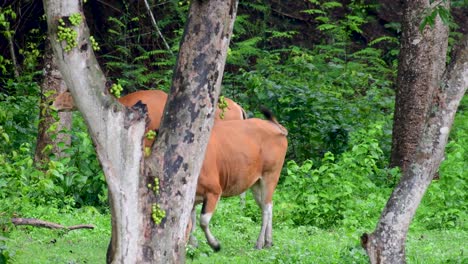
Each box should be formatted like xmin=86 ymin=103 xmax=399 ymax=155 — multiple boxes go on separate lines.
xmin=5 ymin=207 xmax=110 ymax=263
xmin=4 ymin=199 xmax=467 ymax=263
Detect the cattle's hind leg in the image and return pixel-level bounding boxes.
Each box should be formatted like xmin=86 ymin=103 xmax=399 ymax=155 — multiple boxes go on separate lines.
xmin=251 ymin=178 xmax=274 ymax=249
xmin=200 ymin=193 xmax=221 ymax=251
xmin=188 ymin=205 xmax=198 ymax=247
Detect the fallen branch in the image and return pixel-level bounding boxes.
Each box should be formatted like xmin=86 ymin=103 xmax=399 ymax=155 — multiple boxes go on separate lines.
xmin=11 ymin=218 xmax=94 ymax=231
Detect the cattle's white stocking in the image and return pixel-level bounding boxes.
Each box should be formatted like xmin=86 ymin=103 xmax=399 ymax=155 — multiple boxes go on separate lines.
xmin=251 ymin=179 xmax=274 ymax=249
xmin=200 ymin=212 xmax=220 ymax=251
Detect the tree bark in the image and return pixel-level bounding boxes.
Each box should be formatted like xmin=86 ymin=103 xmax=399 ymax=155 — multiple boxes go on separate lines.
xmin=44 ymin=2 xmax=148 ymax=263
xmin=389 ymin=0 xmax=449 ymax=173
xmin=142 ymin=0 xmax=238 ymax=262
xmin=362 ymin=29 xmax=468 ymax=264
xmin=43 ymin=0 xmax=238 ymax=263
xmin=35 ymin=38 xmax=72 ymax=165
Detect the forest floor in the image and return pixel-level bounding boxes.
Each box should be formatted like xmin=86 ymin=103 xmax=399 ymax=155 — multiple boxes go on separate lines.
xmin=5 ymin=198 xmax=467 ymax=264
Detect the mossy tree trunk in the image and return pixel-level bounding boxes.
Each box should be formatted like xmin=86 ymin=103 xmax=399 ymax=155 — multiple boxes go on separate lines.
xmin=35 ymin=39 xmax=72 ymax=165
xmin=43 ymin=0 xmax=237 ymax=263
xmin=389 ymin=0 xmax=449 ymax=173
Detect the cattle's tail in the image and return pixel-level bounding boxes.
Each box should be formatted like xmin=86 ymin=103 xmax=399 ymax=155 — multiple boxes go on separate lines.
xmin=241 ymin=107 xmax=248 ymax=120
xmin=260 ymin=106 xmax=288 ymax=136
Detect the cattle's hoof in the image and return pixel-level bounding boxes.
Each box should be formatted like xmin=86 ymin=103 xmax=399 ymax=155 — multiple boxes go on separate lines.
xmin=255 ymin=241 xmax=273 ymax=250
xmin=210 ymin=243 xmax=221 ymax=252
xmin=188 ymin=239 xmax=198 ymax=248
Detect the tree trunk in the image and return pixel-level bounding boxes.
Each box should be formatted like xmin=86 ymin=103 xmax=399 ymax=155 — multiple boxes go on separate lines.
xmin=141 ymin=0 xmax=239 ymax=262
xmin=389 ymin=0 xmax=449 ymax=173
xmin=43 ymin=0 xmax=238 ymax=263
xmin=362 ymin=30 xmax=468 ymax=264
xmin=35 ymin=38 xmax=72 ymax=165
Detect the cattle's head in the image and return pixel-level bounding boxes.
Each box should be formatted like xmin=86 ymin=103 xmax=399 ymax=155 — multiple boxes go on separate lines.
xmin=52 ymin=91 xmax=76 ymax=111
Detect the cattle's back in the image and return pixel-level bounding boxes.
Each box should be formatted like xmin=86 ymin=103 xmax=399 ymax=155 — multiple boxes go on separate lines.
xmin=199 ymin=118 xmax=287 ymax=197
xmin=118 ymin=90 xmax=168 ymax=131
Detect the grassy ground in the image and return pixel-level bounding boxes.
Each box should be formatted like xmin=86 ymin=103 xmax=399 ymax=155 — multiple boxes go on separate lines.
xmin=5 ymin=207 xmax=109 ymax=264
xmin=4 ymin=199 xmax=467 ymax=264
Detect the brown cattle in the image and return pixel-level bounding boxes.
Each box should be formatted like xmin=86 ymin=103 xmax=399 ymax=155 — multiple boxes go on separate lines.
xmin=52 ymin=90 xmax=246 ymax=149
xmin=189 ymin=108 xmax=288 ymax=251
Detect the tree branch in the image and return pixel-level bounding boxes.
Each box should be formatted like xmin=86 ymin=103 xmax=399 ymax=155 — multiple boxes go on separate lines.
xmin=443 ymin=33 xmax=468 ymax=104
xmin=7 ymin=28 xmax=19 ymax=78
xmin=12 ymin=218 xmax=94 ymax=231
xmin=143 ymin=0 xmax=173 ymax=55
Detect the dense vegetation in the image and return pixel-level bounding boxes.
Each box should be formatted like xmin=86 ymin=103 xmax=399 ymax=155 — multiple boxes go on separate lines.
xmin=0 ymin=1 xmax=466 ymax=263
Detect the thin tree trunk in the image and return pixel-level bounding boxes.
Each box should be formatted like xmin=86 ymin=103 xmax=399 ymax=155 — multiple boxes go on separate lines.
xmin=389 ymin=0 xmax=449 ymax=173
xmin=7 ymin=31 xmax=19 ymax=78
xmin=35 ymin=39 xmax=72 ymax=165
xmin=362 ymin=32 xmax=468 ymax=264
xmin=143 ymin=0 xmax=173 ymax=55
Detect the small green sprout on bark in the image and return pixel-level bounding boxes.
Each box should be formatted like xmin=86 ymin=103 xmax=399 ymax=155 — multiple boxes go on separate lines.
xmin=151 ymin=203 xmax=166 ymax=225
xmin=110 ymin=83 xmax=123 ymax=98
xmin=89 ymin=36 xmax=100 ymax=51
xmin=147 ymin=177 xmax=160 ymax=195
xmin=144 ymin=131 xmax=157 ymax=157
xmin=144 ymin=147 xmax=151 ymax=157
xmin=146 ymin=130 xmax=157 ymax=140
xmin=57 ymin=13 xmax=82 ymax=52
xmin=148 ymin=178 xmax=165 ymax=224
xmin=218 ymin=95 xmax=228 ymax=119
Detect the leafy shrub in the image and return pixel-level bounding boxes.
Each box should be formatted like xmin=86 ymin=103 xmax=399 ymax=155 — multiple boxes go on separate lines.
xmin=51 ymin=112 xmax=108 ymax=207
xmin=0 ymin=94 xmax=107 ymax=209
xmin=0 ymin=142 xmax=74 ymax=209
xmin=275 ymin=122 xmax=396 ymax=229
xmin=0 ymin=237 xmax=9 ymax=264
xmin=0 ymin=92 xmax=39 ymax=155
xmin=225 ymin=46 xmax=395 ymax=164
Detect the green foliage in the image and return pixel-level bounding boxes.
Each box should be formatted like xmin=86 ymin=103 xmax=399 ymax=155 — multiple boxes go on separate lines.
xmin=452 ymin=0 xmax=468 ymax=7
xmin=0 ymin=142 xmax=73 ymax=210
xmin=0 ymin=238 xmax=9 ymax=264
xmin=0 ymin=55 xmax=11 ymax=75
xmin=275 ymin=123 xmax=395 ymax=228
xmin=0 ymin=6 xmax=16 ymax=39
xmin=19 ymin=40 xmax=41 ymax=72
xmin=225 ymin=44 xmax=395 ymax=163
xmin=0 ymin=93 xmax=39 ymax=154
xmin=48 ymin=113 xmax=108 ymax=207
xmin=0 ymin=93 xmax=107 ymax=209
xmin=420 ymin=4 xmax=452 ymax=32
xmin=304 ymin=0 xmax=375 ymax=43
xmin=101 ymin=3 xmax=177 ymax=92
